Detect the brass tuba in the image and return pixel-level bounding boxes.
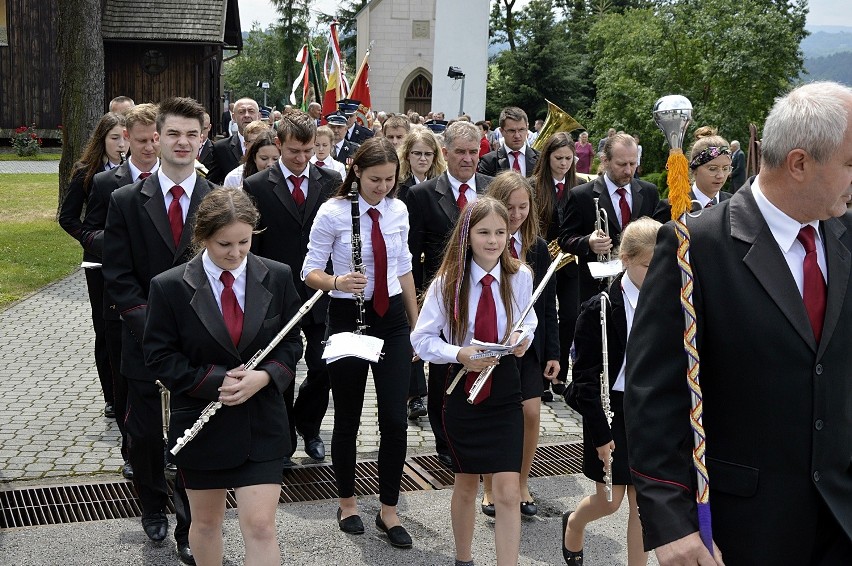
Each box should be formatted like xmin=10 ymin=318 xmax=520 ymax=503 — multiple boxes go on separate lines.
xmin=531 ymin=99 xmax=584 ymax=152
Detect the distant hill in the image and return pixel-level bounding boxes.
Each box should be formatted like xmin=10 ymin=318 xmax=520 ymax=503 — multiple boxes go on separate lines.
xmin=803 ymin=52 xmax=852 ymax=86
xmin=801 ymin=26 xmax=852 ymax=58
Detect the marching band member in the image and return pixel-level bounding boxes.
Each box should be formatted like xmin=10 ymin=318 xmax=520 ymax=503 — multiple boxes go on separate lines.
xmin=302 ymin=137 xmax=418 ymax=548
xmin=480 ymin=171 xmax=559 ymax=518
xmin=411 ymin=196 xmax=537 ymax=566
xmin=562 ymin=217 xmax=661 ymax=566
xmin=143 ymin=188 xmax=303 ymax=566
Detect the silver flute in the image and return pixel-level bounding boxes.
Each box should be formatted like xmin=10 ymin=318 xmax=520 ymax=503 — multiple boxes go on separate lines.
xmin=599 ymin=292 xmax=614 ymax=502
xmin=446 ymin=251 xmax=571 ymax=403
xmin=170 ymin=289 xmax=325 ymax=456
xmin=349 ymin=181 xmax=368 ymax=334
xmin=155 ymin=380 xmax=170 ymax=443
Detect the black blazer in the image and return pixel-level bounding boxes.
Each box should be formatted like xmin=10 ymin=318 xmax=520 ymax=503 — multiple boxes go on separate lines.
xmin=405 ymin=172 xmax=493 ymax=291
xmin=397 ymin=175 xmax=419 ymax=203
xmin=103 ymin=174 xmax=213 ymax=380
xmin=527 ymin=237 xmax=560 ymax=365
xmin=198 ymin=139 xmax=213 ymax=164
xmin=333 ymin=139 xmax=360 ymax=165
xmin=477 ymin=146 xmax=539 ymax=177
xmin=544 ymin=180 xmax=579 ymax=279
xmin=144 ymin=253 xmax=303 ymax=470
xmin=243 ymin=163 xmax=341 ymax=325
xmin=652 ymin=189 xmax=731 ymax=223
xmin=346 ymin=123 xmax=374 ymax=145
xmin=558 ymin=176 xmax=659 ymax=301
xmin=729 ymin=149 xmax=746 ymax=192
xmin=59 ymin=167 xmax=101 ymax=263
xmin=569 ymin=273 xmax=626 ymax=447
xmin=625 ymin=184 xmax=852 ymax=561
xmin=220 ymin=110 xmax=232 ymax=136
xmin=203 ymin=135 xmax=242 ymax=185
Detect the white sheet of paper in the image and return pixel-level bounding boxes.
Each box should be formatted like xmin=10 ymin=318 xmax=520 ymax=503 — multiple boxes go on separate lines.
xmin=588 ymin=259 xmax=622 ymax=280
xmin=322 ymin=332 xmax=384 ymax=363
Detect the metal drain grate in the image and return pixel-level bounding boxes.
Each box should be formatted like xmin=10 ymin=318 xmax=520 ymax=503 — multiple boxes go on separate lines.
xmin=0 ymin=442 xmax=582 ymax=529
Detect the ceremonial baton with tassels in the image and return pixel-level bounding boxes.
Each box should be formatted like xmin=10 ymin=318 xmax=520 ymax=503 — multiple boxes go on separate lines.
xmin=653 ymin=95 xmax=714 ymax=555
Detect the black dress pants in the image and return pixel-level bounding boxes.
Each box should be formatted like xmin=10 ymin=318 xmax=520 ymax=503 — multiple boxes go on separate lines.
xmin=291 ymin=320 xmax=330 ymax=441
xmin=84 ymin=268 xmax=113 ymax=404
xmin=327 ymin=296 xmax=409 ymax=506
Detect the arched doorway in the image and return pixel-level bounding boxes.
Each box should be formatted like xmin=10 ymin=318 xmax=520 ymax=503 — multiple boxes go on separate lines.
xmin=403 ymin=73 xmax=432 ymax=116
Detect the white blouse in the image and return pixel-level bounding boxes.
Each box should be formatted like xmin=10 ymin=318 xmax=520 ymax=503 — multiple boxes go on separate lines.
xmin=301 ymin=195 xmax=412 ymax=300
xmin=411 ymin=260 xmax=537 ymax=364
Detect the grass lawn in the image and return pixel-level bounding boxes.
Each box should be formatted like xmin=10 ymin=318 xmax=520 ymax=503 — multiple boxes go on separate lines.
xmin=0 ymin=173 xmax=81 ymax=308
xmin=0 ymin=153 xmax=61 ymax=161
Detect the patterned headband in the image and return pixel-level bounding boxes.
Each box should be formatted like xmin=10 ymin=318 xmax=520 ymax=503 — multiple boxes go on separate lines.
xmin=453 ymin=204 xmax=476 ymax=321
xmin=689 ymin=146 xmax=731 ymax=170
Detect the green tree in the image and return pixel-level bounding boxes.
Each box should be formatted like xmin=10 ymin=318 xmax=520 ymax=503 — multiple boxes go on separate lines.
xmin=486 ymin=0 xmax=591 ymax=124
xmin=490 ymin=0 xmax=519 ymax=51
xmin=587 ymin=0 xmax=807 ymax=175
xmin=224 ymin=25 xmax=286 ymax=107
xmin=272 ymin=0 xmax=312 ymax=98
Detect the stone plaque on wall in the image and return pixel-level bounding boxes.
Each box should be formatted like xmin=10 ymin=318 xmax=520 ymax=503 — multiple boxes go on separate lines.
xmin=412 ymin=20 xmax=430 ymax=40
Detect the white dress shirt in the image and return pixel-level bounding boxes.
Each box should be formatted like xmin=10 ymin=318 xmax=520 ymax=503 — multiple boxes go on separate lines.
xmin=447 ymin=173 xmax=479 ymax=205
xmin=692 ymin=182 xmax=718 ymax=208
xmin=310 ymin=154 xmax=346 ymax=177
xmin=127 ymin=158 xmax=160 ymax=182
xmin=223 ymin=164 xmax=245 ymax=189
xmin=278 ymin=159 xmax=310 ymax=200
xmin=157 ymin=169 xmax=196 ymax=222
xmin=604 ymin=173 xmax=633 ymax=228
xmin=301 ymin=195 xmax=413 ymax=300
xmin=411 ymin=261 xmax=537 ymax=364
xmin=507 ymin=144 xmax=528 ymax=176
xmin=202 ymin=251 xmax=248 ymax=312
xmin=751 ymin=177 xmax=827 ymax=295
xmin=613 ymin=273 xmax=640 ymax=392
xmin=510 ymin=230 xmax=522 ymax=259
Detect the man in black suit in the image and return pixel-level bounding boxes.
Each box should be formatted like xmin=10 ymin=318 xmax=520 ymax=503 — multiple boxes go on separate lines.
xmin=104 ymin=97 xmax=213 ymax=563
xmin=203 ymin=97 xmax=259 ymax=184
xmin=326 ymin=111 xmax=359 ymax=166
xmin=477 ymin=106 xmax=539 ymax=177
xmin=86 ymin=103 xmax=161 ymax=482
xmin=198 ymin=112 xmax=213 ymax=164
xmin=728 ymin=139 xmax=747 ymax=193
xmin=626 ymin=81 xmax=852 ymax=565
xmin=405 ymin=120 xmax=493 ymax=466
xmin=338 ymin=98 xmax=374 ymax=144
xmin=243 ymin=109 xmax=342 ymax=465
xmin=558 ymin=133 xmax=659 ymax=302
xmin=220 ymin=102 xmax=233 ymax=136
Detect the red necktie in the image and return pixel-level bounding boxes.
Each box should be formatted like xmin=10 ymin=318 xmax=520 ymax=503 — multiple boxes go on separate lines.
xmin=139 ymin=172 xmax=152 ymax=180
xmin=316 ymin=161 xmax=325 ymax=168
xmin=168 ymin=185 xmax=185 ymax=247
xmin=465 ymin=274 xmax=497 ymax=403
xmin=457 ymin=183 xmax=469 ymax=210
xmin=704 ymin=199 xmax=716 ymax=208
xmin=615 ymin=187 xmax=630 ymax=230
xmin=555 ymin=182 xmax=565 ymax=201
xmin=510 ymin=236 xmax=519 ymax=259
xmin=219 ymin=271 xmax=243 ymax=346
xmin=511 ymin=151 xmax=521 ymax=172
xmin=367 ymin=208 xmax=389 ymax=317
xmin=797 ymin=226 xmax=826 ymax=342
xmin=289 ymin=175 xmax=305 ymax=206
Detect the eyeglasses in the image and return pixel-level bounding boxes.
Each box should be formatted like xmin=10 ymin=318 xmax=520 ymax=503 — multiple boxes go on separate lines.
xmin=704 ymin=165 xmax=733 ymax=175
xmin=410 ymin=151 xmax=435 ymax=159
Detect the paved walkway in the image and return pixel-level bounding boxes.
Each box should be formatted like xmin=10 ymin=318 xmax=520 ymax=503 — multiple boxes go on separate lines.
xmin=1 ymin=268 xmax=583 ymax=484
xmin=0 ymin=160 xmax=60 ymax=174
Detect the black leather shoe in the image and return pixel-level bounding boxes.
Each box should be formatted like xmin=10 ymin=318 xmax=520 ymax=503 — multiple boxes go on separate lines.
xmin=121 ymin=461 xmax=134 ymax=480
xmin=480 ymin=501 xmax=495 ymax=517
xmin=541 ymin=390 xmax=554 ymax=402
xmin=304 ymin=436 xmax=325 ymax=461
xmin=104 ymin=403 xmax=116 ymax=418
xmin=282 ymin=455 xmax=295 ymax=472
xmin=437 ymin=453 xmax=453 ymax=468
xmin=141 ymin=511 xmax=167 ymax=542
xmin=407 ymin=397 xmax=427 ymax=420
xmin=337 ymin=507 xmax=365 ymax=534
xmin=176 ymin=541 xmax=196 ymax=565
xmin=520 ymin=500 xmax=538 ymax=516
xmin=164 ymin=462 xmax=177 ymax=481
xmin=562 ymin=511 xmax=584 ymax=565
xmin=376 ymin=513 xmax=412 ymax=548
xmin=552 ymin=382 xmax=567 ymax=396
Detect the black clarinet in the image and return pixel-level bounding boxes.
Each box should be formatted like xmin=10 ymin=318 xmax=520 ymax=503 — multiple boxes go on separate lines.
xmin=349 ymin=181 xmax=368 ymax=334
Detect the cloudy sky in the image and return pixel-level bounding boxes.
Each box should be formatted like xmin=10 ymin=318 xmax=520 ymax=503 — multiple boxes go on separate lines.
xmin=238 ymin=0 xmax=852 ymax=31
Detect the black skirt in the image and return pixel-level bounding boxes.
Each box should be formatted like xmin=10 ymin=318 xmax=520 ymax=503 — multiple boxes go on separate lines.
xmin=177 ymin=457 xmax=284 ymax=490
xmin=519 ymin=348 xmax=544 ymax=401
xmin=439 ymin=357 xmax=523 ymax=474
xmin=582 ymin=391 xmax=632 ymax=485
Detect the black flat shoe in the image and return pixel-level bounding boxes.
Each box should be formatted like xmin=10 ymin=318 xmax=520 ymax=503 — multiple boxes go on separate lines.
xmin=104 ymin=403 xmax=116 ymax=418
xmin=407 ymin=397 xmax=427 ymax=420
xmin=336 ymin=507 xmax=365 ymax=534
xmin=480 ymin=501 xmax=495 ymax=517
xmin=562 ymin=511 xmax=583 ymax=565
xmin=520 ymin=500 xmax=538 ymax=516
xmin=176 ymin=541 xmax=196 ymax=565
xmin=541 ymin=390 xmax=554 ymax=402
xmin=121 ymin=461 xmax=134 ymax=480
xmin=303 ymin=436 xmax=325 ymax=461
xmin=376 ymin=513 xmax=412 ymax=548
xmin=437 ymin=453 xmax=453 ymax=468
xmin=141 ymin=511 xmax=167 ymax=542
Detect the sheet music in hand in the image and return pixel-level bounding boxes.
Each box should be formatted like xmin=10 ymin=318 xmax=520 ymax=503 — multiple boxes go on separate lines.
xmin=322 ymin=332 xmax=385 ymax=363
xmin=588 ymin=259 xmax=623 ymax=280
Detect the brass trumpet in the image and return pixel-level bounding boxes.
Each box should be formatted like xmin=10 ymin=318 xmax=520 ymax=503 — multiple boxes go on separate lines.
xmin=593 ymin=197 xmax=611 ymax=263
